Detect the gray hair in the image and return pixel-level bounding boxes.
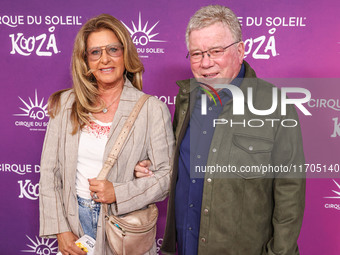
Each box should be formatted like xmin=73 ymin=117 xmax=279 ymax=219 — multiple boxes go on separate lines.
xmin=185 ymin=5 xmax=242 ymax=49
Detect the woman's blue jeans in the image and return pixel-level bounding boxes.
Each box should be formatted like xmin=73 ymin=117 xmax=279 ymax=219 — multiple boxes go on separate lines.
xmin=77 ymin=196 xmax=101 ymax=240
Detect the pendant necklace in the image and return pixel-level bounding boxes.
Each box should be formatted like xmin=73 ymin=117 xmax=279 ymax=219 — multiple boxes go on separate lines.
xmin=102 ymin=97 xmax=117 ymax=113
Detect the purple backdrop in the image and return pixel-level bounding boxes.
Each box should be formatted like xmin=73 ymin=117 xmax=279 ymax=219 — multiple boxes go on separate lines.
xmin=1 ymin=0 xmax=339 ymax=254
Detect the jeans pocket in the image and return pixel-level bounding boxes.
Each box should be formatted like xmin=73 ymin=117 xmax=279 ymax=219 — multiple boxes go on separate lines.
xmin=77 ymin=196 xmax=100 ymax=240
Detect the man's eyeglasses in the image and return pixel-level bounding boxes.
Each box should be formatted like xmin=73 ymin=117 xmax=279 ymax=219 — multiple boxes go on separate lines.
xmin=86 ymin=43 xmax=124 ymax=61
xmin=186 ymin=41 xmax=240 ymax=63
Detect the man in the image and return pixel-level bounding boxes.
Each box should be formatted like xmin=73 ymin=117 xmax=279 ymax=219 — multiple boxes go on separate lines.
xmin=136 ymin=5 xmax=305 ymax=255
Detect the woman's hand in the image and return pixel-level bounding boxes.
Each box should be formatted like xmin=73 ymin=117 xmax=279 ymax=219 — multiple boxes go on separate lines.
xmin=134 ymin=160 xmax=153 ymax=178
xmin=56 ymin=231 xmax=87 ymax=255
xmin=89 ymin=178 xmax=116 ymax=204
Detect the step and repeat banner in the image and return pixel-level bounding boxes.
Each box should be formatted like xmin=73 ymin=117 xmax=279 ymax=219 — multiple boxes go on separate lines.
xmin=0 ymin=0 xmax=339 ymax=254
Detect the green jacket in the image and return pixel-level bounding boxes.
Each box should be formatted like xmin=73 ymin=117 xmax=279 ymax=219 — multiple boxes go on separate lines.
xmin=161 ymin=61 xmax=306 ymax=255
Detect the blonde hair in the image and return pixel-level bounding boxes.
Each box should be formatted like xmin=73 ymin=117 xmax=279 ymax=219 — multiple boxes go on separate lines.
xmin=186 ymin=5 xmax=242 ymax=49
xmin=49 ymin=14 xmax=144 ymax=134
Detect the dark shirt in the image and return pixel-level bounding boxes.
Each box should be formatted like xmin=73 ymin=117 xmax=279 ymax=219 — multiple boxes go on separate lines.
xmin=175 ymin=63 xmax=245 ymax=255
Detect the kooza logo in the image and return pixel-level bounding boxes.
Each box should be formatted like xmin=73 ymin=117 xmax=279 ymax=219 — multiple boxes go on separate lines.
xmin=331 ymin=117 xmax=340 ymax=138
xmin=18 ymin=179 xmax=39 ymax=200
xmin=21 ymin=235 xmax=58 ymax=254
xmin=121 ymin=12 xmax=165 ymax=46
xmin=9 ymin=26 xmax=59 ymax=57
xmin=13 ymin=90 xmax=48 ymax=120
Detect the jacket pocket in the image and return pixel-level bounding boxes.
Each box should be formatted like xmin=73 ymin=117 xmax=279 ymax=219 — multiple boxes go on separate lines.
xmin=229 ymin=133 xmax=274 ymax=179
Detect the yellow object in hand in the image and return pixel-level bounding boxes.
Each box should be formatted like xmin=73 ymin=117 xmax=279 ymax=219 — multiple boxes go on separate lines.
xmin=76 ymin=242 xmax=89 ymax=252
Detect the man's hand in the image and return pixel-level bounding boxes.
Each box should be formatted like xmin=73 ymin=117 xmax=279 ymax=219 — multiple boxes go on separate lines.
xmin=56 ymin=231 xmax=87 ymax=255
xmin=134 ymin=160 xmax=153 ymax=178
xmin=89 ymin=179 xmax=116 ymax=204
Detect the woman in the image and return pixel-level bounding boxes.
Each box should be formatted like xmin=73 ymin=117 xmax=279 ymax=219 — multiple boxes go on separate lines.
xmin=39 ymin=14 xmax=174 ymax=255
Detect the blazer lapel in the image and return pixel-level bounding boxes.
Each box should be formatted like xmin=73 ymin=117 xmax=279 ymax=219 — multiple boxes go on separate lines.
xmin=103 ymin=79 xmax=141 ymax=179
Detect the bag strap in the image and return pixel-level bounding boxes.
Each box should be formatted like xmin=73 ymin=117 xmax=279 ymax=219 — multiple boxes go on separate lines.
xmin=97 ymin=94 xmax=151 ymax=181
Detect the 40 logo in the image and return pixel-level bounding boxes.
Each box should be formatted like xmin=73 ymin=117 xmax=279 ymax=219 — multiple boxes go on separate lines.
xmin=21 ymin=235 xmax=58 ymax=254
xmin=121 ymin=12 xmax=166 ymax=46
xmin=13 ymin=90 xmax=48 ymax=120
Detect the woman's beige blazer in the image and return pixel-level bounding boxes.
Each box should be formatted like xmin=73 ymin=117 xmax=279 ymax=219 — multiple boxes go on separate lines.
xmin=39 ymin=79 xmax=174 ymax=254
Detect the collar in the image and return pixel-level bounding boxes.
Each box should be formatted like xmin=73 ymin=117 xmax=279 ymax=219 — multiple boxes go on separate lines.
xmin=218 ymin=62 xmax=245 ymax=98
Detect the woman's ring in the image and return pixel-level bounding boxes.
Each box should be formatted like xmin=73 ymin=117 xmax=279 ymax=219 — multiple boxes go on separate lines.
xmin=92 ymin=192 xmax=99 ymax=200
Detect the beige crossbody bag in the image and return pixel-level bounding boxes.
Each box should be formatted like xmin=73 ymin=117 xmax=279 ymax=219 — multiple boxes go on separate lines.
xmin=96 ymin=94 xmax=158 ymax=255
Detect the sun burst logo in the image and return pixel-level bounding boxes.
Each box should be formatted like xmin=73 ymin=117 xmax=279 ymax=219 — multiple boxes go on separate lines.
xmin=21 ymin=235 xmax=58 ymax=254
xmin=121 ymin=12 xmax=166 ymax=46
xmin=13 ymin=90 xmax=48 ymax=120
xmin=324 ymin=179 xmax=340 ymax=199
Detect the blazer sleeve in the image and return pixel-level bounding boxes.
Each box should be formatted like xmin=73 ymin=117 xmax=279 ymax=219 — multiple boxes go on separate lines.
xmin=112 ymin=99 xmax=175 ymax=215
xmin=39 ymin=101 xmax=71 ymax=238
xmin=264 ymin=104 xmax=306 ymax=255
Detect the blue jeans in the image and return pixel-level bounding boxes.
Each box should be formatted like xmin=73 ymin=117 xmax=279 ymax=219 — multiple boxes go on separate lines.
xmin=77 ymin=196 xmax=101 ymax=240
